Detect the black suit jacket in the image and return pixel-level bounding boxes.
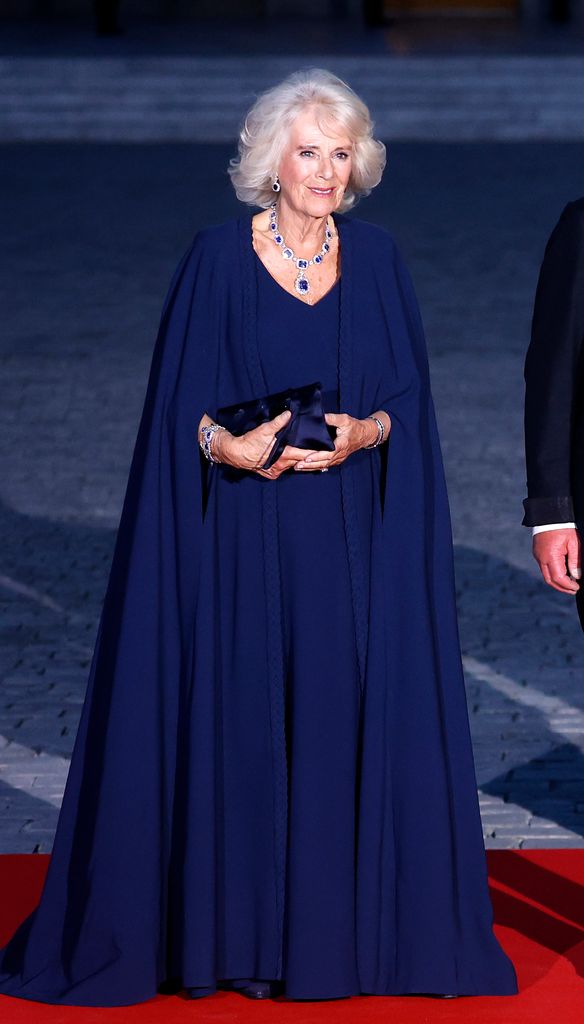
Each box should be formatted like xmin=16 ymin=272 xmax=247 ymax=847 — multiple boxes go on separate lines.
xmin=523 ymin=198 xmax=584 ymax=625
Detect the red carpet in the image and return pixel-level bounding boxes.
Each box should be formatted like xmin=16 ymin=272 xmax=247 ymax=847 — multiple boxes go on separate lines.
xmin=0 ymin=850 xmax=582 ymax=1022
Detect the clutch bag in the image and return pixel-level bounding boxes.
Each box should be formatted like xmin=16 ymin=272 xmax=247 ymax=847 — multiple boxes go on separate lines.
xmin=214 ymin=380 xmax=337 ymax=470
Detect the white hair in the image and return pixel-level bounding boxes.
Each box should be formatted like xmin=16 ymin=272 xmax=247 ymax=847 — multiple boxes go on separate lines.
xmin=227 ymin=67 xmax=386 ymax=214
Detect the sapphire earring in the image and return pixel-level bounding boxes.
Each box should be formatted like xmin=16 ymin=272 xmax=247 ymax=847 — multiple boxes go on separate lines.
xmin=271 ymin=175 xmax=281 ymax=193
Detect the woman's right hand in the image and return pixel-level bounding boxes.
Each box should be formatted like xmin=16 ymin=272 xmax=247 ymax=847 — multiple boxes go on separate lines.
xmin=219 ymin=409 xmax=301 ymax=478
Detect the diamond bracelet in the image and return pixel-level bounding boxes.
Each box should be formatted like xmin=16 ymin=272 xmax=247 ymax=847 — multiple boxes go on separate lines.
xmin=362 ymin=415 xmax=385 ymax=449
xmin=199 ymin=422 xmax=228 ymax=463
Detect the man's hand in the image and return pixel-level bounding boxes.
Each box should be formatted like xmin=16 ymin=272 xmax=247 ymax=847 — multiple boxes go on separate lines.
xmin=533 ymin=527 xmax=582 ymax=594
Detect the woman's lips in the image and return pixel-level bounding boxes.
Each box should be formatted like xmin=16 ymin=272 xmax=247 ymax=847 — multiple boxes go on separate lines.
xmin=308 ymin=187 xmax=335 ymax=195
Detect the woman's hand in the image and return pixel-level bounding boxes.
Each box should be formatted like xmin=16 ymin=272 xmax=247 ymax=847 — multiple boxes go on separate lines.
xmin=292 ymin=411 xmax=390 ymax=472
xmin=218 ymin=410 xmax=299 ymax=478
xmin=216 ymin=408 xmax=391 ymax=479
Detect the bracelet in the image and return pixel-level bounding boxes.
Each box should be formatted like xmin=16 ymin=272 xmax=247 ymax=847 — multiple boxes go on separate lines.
xmin=199 ymin=422 xmax=228 ymax=463
xmin=363 ymin=415 xmax=385 ymax=449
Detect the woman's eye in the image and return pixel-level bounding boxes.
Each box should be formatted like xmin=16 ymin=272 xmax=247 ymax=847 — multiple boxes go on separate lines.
xmin=299 ymin=150 xmax=349 ymax=159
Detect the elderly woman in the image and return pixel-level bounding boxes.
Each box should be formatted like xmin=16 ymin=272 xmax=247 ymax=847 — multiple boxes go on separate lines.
xmin=0 ymin=69 xmax=517 ymax=1007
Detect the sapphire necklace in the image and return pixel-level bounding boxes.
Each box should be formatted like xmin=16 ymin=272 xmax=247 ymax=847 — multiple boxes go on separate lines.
xmin=269 ymin=200 xmax=333 ymax=299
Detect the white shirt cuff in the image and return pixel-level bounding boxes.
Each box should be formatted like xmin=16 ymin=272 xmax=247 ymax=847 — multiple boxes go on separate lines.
xmin=532 ymin=522 xmax=577 ymax=535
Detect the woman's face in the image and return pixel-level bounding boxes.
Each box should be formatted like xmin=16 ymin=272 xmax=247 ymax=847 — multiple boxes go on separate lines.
xmin=276 ymin=106 xmax=353 ymax=219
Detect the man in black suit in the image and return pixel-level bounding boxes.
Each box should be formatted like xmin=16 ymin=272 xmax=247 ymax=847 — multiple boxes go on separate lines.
xmin=523 ymin=199 xmax=584 ymax=624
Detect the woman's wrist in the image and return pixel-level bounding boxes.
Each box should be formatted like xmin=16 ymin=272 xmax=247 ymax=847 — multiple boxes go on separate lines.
xmin=374 ymin=410 xmax=391 ymax=438
xmin=360 ymin=417 xmax=379 ymax=448
xmin=212 ymin=428 xmax=239 ymax=467
xmin=360 ymin=411 xmax=390 ymax=449
xmin=198 ymin=416 xmax=238 ymax=467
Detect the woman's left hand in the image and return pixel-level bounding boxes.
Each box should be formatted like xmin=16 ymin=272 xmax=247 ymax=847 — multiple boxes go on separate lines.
xmin=292 ymin=412 xmax=379 ymax=471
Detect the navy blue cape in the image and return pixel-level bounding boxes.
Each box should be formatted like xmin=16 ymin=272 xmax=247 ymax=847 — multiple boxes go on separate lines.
xmin=0 ymin=211 xmax=518 ymax=1005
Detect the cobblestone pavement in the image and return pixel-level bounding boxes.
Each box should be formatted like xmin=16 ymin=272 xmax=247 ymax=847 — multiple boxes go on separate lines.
xmin=1 ymin=141 xmax=584 ymax=851
xmin=3 ymin=55 xmax=584 ymax=142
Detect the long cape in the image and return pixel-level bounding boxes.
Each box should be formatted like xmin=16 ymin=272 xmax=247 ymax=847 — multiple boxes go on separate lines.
xmin=0 ymin=211 xmax=518 ymax=1005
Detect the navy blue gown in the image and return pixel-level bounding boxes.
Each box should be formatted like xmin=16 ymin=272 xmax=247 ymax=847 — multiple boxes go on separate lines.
xmin=256 ymin=255 xmax=362 ymax=996
xmin=0 ymin=213 xmax=518 ymax=1006
xmin=187 ymin=252 xmax=362 ymax=1001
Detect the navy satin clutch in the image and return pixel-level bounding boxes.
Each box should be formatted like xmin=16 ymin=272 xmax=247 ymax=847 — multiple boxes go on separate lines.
xmin=215 ymin=380 xmax=337 ymax=470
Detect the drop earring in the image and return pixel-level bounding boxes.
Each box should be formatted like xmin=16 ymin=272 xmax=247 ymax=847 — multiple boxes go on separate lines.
xmin=271 ymin=175 xmax=281 ymax=193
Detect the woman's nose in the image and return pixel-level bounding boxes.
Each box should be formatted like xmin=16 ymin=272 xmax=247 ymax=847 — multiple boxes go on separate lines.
xmin=318 ymin=163 xmax=334 ymax=180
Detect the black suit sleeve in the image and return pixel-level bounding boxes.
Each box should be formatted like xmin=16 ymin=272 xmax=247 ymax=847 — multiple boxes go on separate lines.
xmin=523 ymin=201 xmax=584 ymax=527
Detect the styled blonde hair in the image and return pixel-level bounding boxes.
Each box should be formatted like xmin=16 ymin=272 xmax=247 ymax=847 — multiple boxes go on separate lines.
xmin=227 ymin=67 xmax=386 ymax=214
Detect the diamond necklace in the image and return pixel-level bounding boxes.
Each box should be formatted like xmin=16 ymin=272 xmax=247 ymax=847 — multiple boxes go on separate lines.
xmin=269 ymin=200 xmax=333 ymax=299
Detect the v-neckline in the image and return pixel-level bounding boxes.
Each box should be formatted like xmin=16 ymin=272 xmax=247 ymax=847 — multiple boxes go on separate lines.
xmin=251 ymin=213 xmax=341 ymax=309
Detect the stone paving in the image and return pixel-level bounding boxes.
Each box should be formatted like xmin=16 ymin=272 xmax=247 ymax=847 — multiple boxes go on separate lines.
xmin=1 ymin=140 xmax=584 ymax=851
xmin=3 ymin=55 xmax=584 ymax=142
